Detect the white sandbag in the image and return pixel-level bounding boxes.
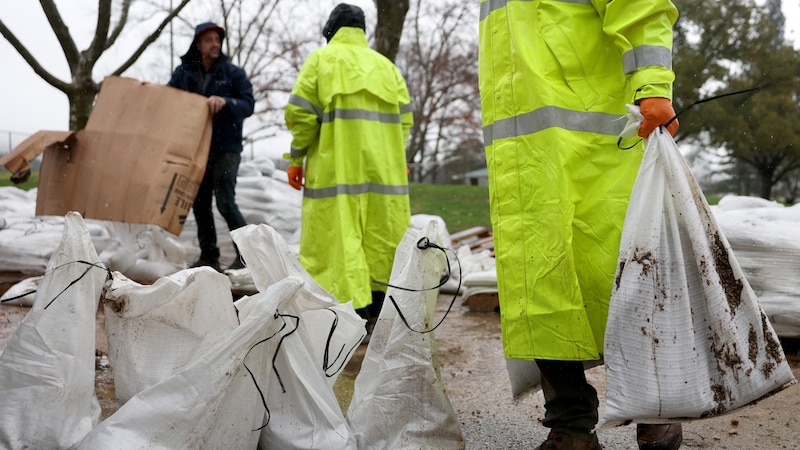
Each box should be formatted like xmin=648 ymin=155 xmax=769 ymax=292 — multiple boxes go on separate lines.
xmin=0 ymin=217 xmax=72 ymax=272
xmin=102 ymin=268 xmax=239 ymax=405
xmin=505 ymin=359 xmax=603 ymax=402
xmin=232 ymin=223 xmax=365 ymax=387
xmin=0 ymin=275 xmax=41 ymax=306
xmin=99 ymin=222 xmax=185 ymax=282
xmin=256 ymin=288 xmax=358 ymax=450
xmin=0 ymin=185 xmax=33 ymax=214
xmin=235 ymin=175 xmax=302 ymax=243
xmin=439 ymin=244 xmax=496 ymax=295
xmin=602 ymin=128 xmax=796 ymax=428
xmin=0 ymin=191 xmax=113 ymax=272
xmin=231 ymin=224 xmax=362 ymax=449
xmin=411 ymin=214 xmax=451 ymax=249
xmin=506 ymin=358 xmax=542 ymax=401
xmin=0 ymin=212 xmax=109 ymax=449
xmin=710 ymin=200 xmax=800 ymax=337
xmin=78 ymin=277 xmax=303 ymax=450
xmin=347 ymin=221 xmax=465 ymax=449
xmin=239 ymin=157 xmax=276 ymax=177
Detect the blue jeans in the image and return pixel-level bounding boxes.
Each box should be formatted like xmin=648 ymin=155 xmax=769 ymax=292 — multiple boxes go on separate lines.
xmin=193 ymin=151 xmax=247 ymax=259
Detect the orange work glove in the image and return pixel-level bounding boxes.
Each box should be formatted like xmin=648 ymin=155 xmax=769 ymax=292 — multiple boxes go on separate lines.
xmin=287 ymin=165 xmax=304 ymax=190
xmin=638 ymin=97 xmax=679 ymax=138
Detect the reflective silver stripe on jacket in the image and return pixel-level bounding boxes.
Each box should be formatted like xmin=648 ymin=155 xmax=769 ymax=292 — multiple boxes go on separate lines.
xmin=623 ymin=45 xmax=672 ymax=74
xmin=288 ymin=94 xmax=323 ymax=118
xmin=483 ymin=106 xmax=625 ymax=147
xmin=290 ymin=146 xmax=307 ymax=158
xmin=289 ymin=94 xmax=411 ymax=124
xmin=480 ymin=0 xmax=591 ymax=21
xmin=321 ymin=109 xmax=403 ymax=124
xmin=304 ymin=183 xmax=409 ymax=199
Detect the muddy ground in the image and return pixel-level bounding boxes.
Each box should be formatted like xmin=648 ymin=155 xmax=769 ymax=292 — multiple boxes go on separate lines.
xmin=2 ymin=293 xmax=799 ymax=449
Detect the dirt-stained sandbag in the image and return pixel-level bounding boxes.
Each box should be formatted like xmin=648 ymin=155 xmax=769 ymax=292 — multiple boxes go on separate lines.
xmin=602 ymin=128 xmax=796 ymax=428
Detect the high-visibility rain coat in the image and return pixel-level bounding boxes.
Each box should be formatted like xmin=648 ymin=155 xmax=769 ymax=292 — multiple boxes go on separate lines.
xmin=285 ymin=27 xmax=413 ymax=310
xmin=478 ymin=0 xmax=678 ymax=360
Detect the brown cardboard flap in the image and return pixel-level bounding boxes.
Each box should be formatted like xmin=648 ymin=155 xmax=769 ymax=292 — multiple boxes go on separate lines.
xmin=36 ymin=76 xmax=212 ymax=235
xmin=1 ymin=131 xmax=74 ymax=183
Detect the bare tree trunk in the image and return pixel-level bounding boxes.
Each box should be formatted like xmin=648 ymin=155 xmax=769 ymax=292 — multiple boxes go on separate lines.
xmin=373 ymin=0 xmax=409 ymax=61
xmin=68 ymin=62 xmax=101 ymax=131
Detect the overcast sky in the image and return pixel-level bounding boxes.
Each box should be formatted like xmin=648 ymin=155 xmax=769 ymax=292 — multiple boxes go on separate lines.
xmin=2 ymin=1 xmax=800 ymax=158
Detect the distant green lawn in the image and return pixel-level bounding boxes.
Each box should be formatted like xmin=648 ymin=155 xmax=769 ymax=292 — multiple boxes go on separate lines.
xmin=0 ymin=171 xmax=38 ymax=191
xmin=409 ymin=182 xmax=492 ymax=233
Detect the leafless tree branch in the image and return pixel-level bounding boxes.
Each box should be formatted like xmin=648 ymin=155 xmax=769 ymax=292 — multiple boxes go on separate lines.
xmin=38 ymin=0 xmax=81 ymax=70
xmin=110 ymin=0 xmax=192 ymax=76
xmin=0 ymin=19 xmax=69 ymax=91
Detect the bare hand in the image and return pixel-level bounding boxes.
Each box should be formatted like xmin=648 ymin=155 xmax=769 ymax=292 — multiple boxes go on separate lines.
xmin=208 ymin=95 xmax=226 ymax=114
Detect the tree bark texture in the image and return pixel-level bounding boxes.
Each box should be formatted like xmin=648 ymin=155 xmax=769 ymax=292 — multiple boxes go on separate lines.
xmin=373 ymin=0 xmax=409 ymax=62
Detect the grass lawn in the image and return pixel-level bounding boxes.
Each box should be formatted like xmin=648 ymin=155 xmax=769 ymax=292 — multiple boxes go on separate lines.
xmin=409 ymin=183 xmax=491 ymax=233
xmin=0 ymin=171 xmax=38 ymax=191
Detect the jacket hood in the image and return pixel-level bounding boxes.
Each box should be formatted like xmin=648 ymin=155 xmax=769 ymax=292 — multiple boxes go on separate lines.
xmin=181 ymin=22 xmax=226 ymax=62
xmin=322 ymin=4 xmax=365 ymax=42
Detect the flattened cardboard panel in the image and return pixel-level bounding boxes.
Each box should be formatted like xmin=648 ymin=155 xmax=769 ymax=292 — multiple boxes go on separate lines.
xmin=0 ymin=130 xmax=73 ymax=180
xmin=36 ymin=76 xmax=212 ymax=235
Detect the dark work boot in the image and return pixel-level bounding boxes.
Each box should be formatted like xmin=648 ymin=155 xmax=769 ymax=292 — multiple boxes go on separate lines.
xmin=534 ymin=430 xmax=602 ymax=450
xmin=191 ymin=254 xmax=221 ymax=272
xmin=637 ymin=423 xmax=682 ymax=450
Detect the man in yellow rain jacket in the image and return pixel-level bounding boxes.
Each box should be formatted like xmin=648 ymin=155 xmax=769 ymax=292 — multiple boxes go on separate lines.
xmin=285 ymin=3 xmax=413 ymax=326
xmin=479 ymin=1 xmax=681 ymax=449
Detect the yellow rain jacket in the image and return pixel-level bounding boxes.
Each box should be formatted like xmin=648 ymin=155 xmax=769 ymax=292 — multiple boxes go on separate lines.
xmin=285 ymin=27 xmax=413 ymax=310
xmin=478 ymin=0 xmax=678 ymax=360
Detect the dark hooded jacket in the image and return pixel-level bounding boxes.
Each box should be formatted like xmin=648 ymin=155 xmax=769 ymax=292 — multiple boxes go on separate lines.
xmin=168 ymin=22 xmax=254 ymax=154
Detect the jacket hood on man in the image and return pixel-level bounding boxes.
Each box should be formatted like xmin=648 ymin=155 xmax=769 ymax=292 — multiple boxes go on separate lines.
xmin=322 ymin=3 xmax=365 ymax=42
xmin=181 ymin=22 xmax=226 ymax=63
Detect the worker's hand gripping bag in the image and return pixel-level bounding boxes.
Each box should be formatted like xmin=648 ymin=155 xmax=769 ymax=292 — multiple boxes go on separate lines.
xmin=601 ymin=126 xmax=796 ymax=428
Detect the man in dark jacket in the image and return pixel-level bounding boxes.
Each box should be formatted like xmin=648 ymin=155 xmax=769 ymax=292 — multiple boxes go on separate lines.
xmin=168 ymin=22 xmax=255 ymax=272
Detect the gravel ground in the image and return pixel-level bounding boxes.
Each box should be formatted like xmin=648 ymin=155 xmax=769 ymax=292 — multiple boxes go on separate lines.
xmin=2 ymin=293 xmax=799 ymax=449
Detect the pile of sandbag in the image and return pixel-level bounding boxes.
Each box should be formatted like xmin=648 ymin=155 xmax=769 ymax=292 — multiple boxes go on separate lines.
xmin=0 ymin=212 xmax=465 ymax=449
xmin=0 ymin=157 xmax=301 ymax=282
xmin=711 ymin=196 xmax=800 ymax=337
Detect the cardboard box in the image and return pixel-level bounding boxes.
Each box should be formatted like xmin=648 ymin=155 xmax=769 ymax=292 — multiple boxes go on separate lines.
xmin=4 ymin=76 xmax=212 ymax=235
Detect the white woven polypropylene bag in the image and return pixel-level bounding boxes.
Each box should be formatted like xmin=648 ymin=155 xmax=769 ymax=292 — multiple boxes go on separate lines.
xmin=602 ymin=128 xmax=796 ymax=428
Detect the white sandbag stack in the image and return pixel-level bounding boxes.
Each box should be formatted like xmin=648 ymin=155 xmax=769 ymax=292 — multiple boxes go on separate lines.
xmin=0 ymin=212 xmax=109 ymax=449
xmin=236 ymin=158 xmax=303 ymax=245
xmin=0 ymin=187 xmax=112 ymax=273
xmin=99 ymin=222 xmax=187 ymax=283
xmin=347 ymin=221 xmax=465 ymax=449
xmin=602 ymin=128 xmax=796 ymax=428
xmin=711 ymin=196 xmax=800 ymax=337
